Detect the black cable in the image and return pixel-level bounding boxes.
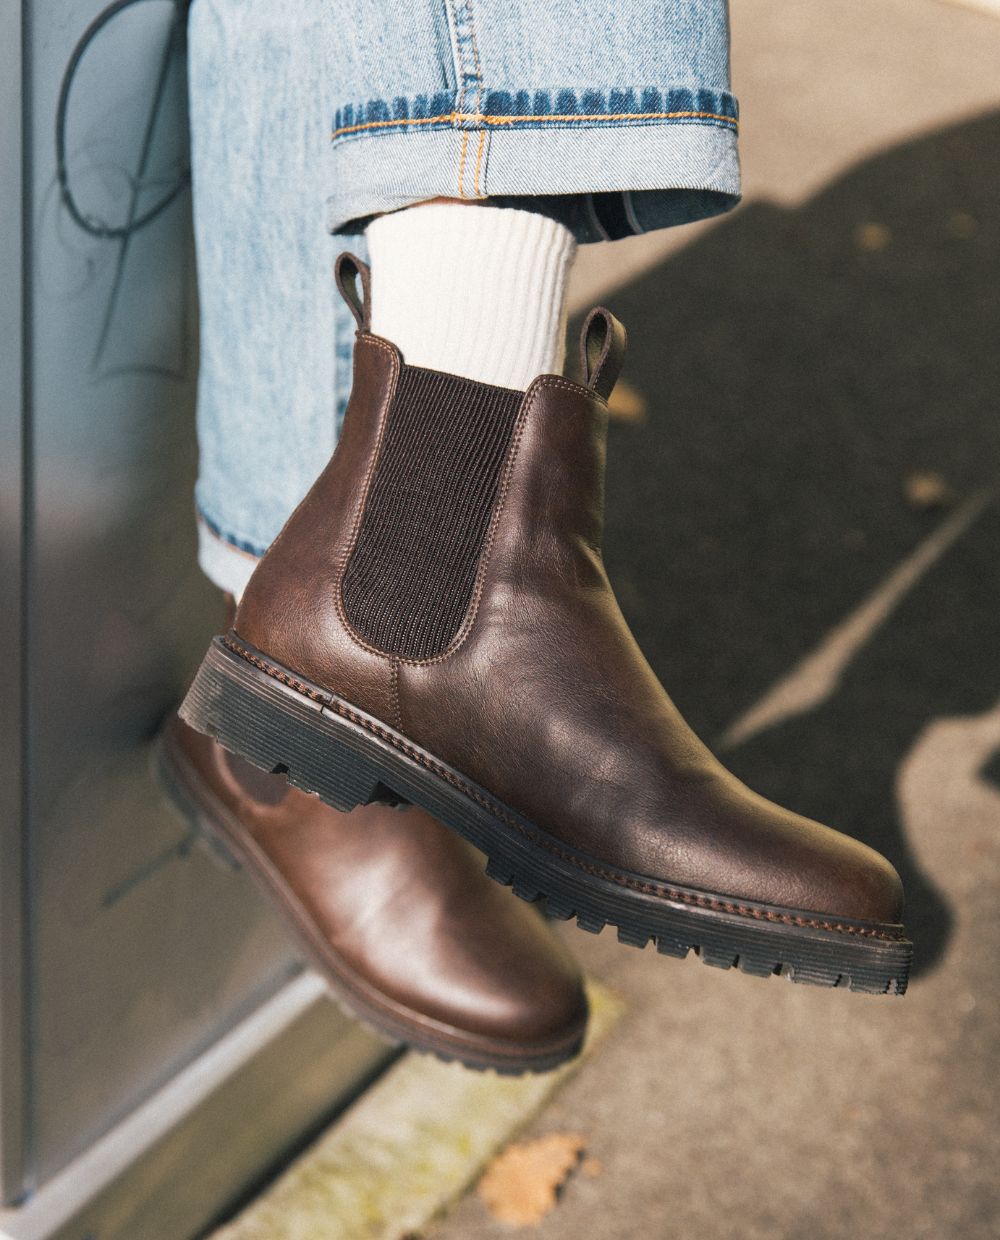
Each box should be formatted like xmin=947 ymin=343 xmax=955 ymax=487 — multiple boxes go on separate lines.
xmin=55 ymin=0 xmax=191 ymax=240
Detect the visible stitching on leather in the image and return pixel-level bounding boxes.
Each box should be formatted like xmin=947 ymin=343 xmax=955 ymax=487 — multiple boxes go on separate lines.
xmin=329 ymin=373 xmax=551 ymax=668
xmin=331 ymin=374 xmax=605 ymax=667
xmin=222 ymin=636 xmax=906 ymax=944
xmin=333 ymin=335 xmax=400 ymax=665
xmin=252 ymin=338 xmax=385 ymax=568
xmin=529 ymin=373 xmax=610 ymax=406
xmin=398 ymin=376 xmax=603 ymax=666
xmin=225 ymin=640 xmax=328 ymax=704
xmin=389 ymin=658 xmax=402 ymax=731
xmin=427 ymin=379 xmax=533 ymax=660
xmin=332 ymin=334 xmax=504 ymax=665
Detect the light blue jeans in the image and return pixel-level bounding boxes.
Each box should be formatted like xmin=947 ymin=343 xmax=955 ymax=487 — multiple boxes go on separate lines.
xmin=188 ymin=0 xmax=740 ymax=596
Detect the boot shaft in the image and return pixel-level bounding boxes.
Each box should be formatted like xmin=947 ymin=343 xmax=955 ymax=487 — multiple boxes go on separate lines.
xmin=234 ymin=254 xmax=625 ymax=724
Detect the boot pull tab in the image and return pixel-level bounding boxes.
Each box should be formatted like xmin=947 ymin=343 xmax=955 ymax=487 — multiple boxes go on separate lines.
xmin=580 ymin=306 xmax=627 ymax=401
xmin=335 ymin=251 xmax=372 ymax=331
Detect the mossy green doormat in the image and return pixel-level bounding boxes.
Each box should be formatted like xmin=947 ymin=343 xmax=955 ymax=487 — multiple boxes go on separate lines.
xmin=211 ymin=979 xmax=623 ymax=1240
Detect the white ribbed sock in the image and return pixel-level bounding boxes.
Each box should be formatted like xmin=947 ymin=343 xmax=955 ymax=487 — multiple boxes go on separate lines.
xmin=366 ymin=203 xmax=577 ymax=389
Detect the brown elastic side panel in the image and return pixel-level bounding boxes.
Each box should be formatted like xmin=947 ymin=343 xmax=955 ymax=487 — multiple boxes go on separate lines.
xmin=341 ymin=364 xmax=523 ymax=660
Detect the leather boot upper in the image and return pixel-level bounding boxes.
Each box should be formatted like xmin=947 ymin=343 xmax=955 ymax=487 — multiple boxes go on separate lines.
xmin=163 ymin=710 xmax=587 ymax=1049
xmin=235 ymin=311 xmax=904 ymax=928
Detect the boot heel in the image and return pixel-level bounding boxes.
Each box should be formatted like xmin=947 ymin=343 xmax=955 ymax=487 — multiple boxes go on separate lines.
xmin=179 ymin=638 xmax=386 ymax=813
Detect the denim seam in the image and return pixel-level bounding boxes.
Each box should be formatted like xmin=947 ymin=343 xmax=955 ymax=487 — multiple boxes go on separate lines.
xmin=458 ymin=131 xmax=470 ymax=196
xmin=332 ymin=107 xmax=739 ymax=144
xmin=450 ymin=1 xmax=483 ymax=116
xmin=445 ymin=0 xmax=489 ymax=198
xmin=474 ymin=130 xmax=486 ymax=197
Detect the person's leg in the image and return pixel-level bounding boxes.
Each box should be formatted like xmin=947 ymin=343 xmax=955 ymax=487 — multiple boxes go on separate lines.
xmin=327 ymin=0 xmax=739 ymax=399
xmin=182 ymin=0 xmax=912 ymax=994
xmin=323 ymin=0 xmax=739 ymax=237
xmin=191 ymin=0 xmax=740 ymax=583
xmin=177 ymin=0 xmax=588 ymax=1072
xmin=188 ymin=1 xmax=361 ymax=601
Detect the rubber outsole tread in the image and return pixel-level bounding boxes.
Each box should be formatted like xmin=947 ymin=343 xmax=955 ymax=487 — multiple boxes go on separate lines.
xmin=496 ymin=871 xmax=899 ymax=992
xmin=179 ymin=638 xmax=912 ymax=999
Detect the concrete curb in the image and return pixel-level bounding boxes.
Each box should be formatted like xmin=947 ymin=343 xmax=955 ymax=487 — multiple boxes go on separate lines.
xmin=210 ymin=979 xmax=625 ymax=1240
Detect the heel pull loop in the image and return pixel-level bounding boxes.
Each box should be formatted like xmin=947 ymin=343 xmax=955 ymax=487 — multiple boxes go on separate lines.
xmin=580 ymin=306 xmax=627 ymax=401
xmin=335 ymin=252 xmax=372 ymax=331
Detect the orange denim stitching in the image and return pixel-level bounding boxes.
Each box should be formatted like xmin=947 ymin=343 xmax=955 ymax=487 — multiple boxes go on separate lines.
xmin=331 ymin=108 xmax=739 ymax=141
xmin=468 ymin=11 xmax=485 ymax=198
xmin=452 ymin=1 xmax=484 ymax=198
xmin=473 ymin=130 xmax=486 ymax=198
xmin=457 ymin=130 xmax=470 ymax=196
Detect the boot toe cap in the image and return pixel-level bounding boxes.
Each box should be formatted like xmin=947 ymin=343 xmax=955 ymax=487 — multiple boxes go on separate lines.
xmin=416 ymin=908 xmax=590 ymax=1053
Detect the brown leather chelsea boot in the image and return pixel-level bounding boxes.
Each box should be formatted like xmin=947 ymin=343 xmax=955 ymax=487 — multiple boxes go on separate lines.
xmin=181 ymin=254 xmax=912 ymax=996
xmin=163 ymin=602 xmax=587 ymax=1074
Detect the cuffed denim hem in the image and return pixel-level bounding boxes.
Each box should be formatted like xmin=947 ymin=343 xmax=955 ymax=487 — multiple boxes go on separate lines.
xmin=327 ymin=113 xmax=740 ymax=242
xmin=197 ymin=510 xmax=264 ymax=599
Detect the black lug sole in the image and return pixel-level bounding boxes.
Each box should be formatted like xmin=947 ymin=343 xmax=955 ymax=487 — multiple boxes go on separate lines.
xmin=180 ymin=636 xmax=912 ymax=997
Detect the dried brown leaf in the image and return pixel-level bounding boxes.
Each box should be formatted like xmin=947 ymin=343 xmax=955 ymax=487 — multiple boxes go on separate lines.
xmin=477 ymin=1132 xmax=586 ymax=1226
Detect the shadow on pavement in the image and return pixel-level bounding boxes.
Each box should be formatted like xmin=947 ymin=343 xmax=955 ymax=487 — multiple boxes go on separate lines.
xmin=598 ymin=109 xmax=1000 ymax=977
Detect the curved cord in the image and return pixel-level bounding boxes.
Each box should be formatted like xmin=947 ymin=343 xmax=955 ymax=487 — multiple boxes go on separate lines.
xmin=55 ymin=0 xmax=191 ymax=240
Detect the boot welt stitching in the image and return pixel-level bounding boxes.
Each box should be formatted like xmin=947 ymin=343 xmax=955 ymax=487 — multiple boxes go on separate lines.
xmin=389 ymin=657 xmax=403 ymax=731
xmin=222 ymin=636 xmax=906 ymax=945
